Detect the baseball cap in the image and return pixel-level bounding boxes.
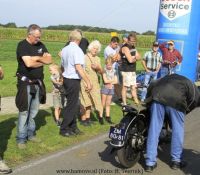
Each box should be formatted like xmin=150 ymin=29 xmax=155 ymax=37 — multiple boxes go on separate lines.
xmin=152 ymin=41 xmax=159 ymax=46
xmin=167 ymin=40 xmax=174 ymax=45
xmin=122 ymin=33 xmax=129 ymax=38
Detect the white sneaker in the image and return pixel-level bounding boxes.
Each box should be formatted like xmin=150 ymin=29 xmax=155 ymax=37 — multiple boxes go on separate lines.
xmin=0 ymin=160 xmax=12 ymax=174
xmin=110 ymin=102 xmax=116 ymax=106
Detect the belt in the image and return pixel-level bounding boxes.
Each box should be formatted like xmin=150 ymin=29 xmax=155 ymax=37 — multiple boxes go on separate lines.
xmin=147 ymin=68 xmax=156 ymax=71
xmin=16 ymin=73 xmax=40 ymax=85
xmin=162 ymin=64 xmax=171 ymax=67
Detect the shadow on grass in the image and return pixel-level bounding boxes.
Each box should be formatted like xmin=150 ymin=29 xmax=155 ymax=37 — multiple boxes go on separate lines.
xmin=35 ymin=110 xmax=51 ymax=131
xmin=0 ymin=117 xmax=16 ymax=159
xmin=76 ymin=105 xmax=99 ymax=123
xmin=50 ymin=107 xmax=55 ymax=121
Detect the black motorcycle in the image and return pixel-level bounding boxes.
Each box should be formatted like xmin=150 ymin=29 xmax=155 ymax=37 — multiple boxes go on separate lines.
xmin=109 ymin=104 xmax=170 ymax=168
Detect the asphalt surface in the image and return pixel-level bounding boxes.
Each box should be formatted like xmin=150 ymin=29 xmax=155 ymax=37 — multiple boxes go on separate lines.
xmin=10 ymin=107 xmax=200 ymax=175
xmin=0 ymin=93 xmax=53 ymax=115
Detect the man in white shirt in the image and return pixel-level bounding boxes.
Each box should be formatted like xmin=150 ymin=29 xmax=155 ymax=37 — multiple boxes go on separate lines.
xmin=60 ymin=30 xmax=92 ymax=137
xmin=104 ymin=36 xmax=120 ymax=69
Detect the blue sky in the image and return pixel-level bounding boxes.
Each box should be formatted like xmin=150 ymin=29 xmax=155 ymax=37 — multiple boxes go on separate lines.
xmin=0 ymin=0 xmax=160 ymax=33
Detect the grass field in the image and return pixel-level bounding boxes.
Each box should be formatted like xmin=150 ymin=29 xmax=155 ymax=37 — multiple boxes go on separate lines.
xmin=0 ymin=27 xmax=155 ymax=48
xmin=0 ymin=39 xmax=149 ymax=97
xmin=0 ymin=107 xmax=122 ymax=167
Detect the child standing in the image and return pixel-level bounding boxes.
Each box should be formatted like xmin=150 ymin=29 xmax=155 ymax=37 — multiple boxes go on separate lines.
xmin=49 ymin=63 xmax=65 ymax=127
xmin=101 ymin=57 xmax=118 ymax=124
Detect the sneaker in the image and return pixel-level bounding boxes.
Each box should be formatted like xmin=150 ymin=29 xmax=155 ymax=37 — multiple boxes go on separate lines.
xmin=98 ymin=117 xmax=104 ymax=125
xmin=17 ymin=143 xmax=26 ymax=149
xmin=121 ymin=102 xmax=131 ymax=106
xmin=105 ymin=117 xmax=114 ymax=124
xmin=110 ymin=102 xmax=116 ymax=106
xmin=72 ymin=128 xmax=84 ymax=135
xmin=0 ymin=160 xmax=12 ymax=174
xmin=28 ymin=137 xmax=41 ymax=143
xmin=145 ymin=163 xmax=157 ymax=173
xmin=59 ymin=131 xmax=76 ymax=137
xmin=171 ymin=160 xmax=187 ymax=170
xmin=140 ymin=99 xmax=146 ymax=104
xmin=86 ymin=119 xmax=96 ymax=125
xmin=80 ymin=120 xmax=91 ymax=127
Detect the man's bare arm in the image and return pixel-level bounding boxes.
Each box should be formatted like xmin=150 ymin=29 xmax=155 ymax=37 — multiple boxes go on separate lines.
xmin=32 ymin=53 xmax=52 ymax=64
xmin=75 ymin=64 xmax=92 ymax=91
xmin=122 ymin=47 xmax=137 ymax=63
xmin=22 ymin=53 xmax=52 ymax=68
xmin=22 ymin=56 xmax=43 ymax=68
xmin=142 ymin=60 xmax=149 ymax=72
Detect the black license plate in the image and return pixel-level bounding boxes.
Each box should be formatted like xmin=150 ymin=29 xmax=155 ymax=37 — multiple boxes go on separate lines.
xmin=109 ymin=126 xmax=125 ymax=141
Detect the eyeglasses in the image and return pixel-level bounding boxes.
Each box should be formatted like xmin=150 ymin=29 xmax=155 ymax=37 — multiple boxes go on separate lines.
xmin=31 ymin=34 xmax=41 ymax=40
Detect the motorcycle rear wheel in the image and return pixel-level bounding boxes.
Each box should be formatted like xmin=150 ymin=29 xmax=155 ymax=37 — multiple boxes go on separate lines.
xmin=117 ymin=144 xmax=141 ymax=168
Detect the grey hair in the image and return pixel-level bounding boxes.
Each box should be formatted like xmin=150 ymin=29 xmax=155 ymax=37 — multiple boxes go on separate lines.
xmin=88 ymin=40 xmax=101 ymax=53
xmin=27 ymin=24 xmax=41 ymax=35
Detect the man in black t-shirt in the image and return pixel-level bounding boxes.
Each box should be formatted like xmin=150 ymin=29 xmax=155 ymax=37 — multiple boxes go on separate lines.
xmin=120 ymin=33 xmax=140 ymax=105
xmin=15 ymin=24 xmax=52 ymax=149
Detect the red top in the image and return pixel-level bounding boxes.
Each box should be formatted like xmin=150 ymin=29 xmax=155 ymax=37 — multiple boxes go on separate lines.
xmin=159 ymin=42 xmax=183 ymax=66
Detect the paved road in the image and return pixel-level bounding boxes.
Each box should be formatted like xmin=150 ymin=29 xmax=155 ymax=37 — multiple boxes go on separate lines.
xmin=11 ymin=108 xmax=200 ymax=175
xmin=0 ymin=93 xmax=53 ymax=115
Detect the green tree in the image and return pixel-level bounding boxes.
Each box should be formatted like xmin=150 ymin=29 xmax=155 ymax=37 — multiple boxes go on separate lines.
xmin=142 ymin=30 xmax=155 ymax=35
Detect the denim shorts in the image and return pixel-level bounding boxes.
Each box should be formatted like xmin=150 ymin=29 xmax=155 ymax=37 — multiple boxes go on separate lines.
xmin=101 ymin=87 xmax=114 ymax=95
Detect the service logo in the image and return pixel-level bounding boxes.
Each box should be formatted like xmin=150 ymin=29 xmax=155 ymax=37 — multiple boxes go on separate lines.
xmin=160 ymin=0 xmax=192 ymax=21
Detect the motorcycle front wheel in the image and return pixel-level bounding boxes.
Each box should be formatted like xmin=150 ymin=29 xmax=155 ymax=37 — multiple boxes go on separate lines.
xmin=117 ymin=144 xmax=141 ymax=168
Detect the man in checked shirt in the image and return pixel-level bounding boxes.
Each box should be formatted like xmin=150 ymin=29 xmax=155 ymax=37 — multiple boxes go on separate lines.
xmin=141 ymin=41 xmax=162 ymax=102
xmin=159 ymin=40 xmax=183 ymax=77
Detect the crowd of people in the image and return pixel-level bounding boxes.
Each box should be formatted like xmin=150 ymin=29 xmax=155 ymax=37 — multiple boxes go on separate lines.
xmin=0 ymin=23 xmax=200 ymax=173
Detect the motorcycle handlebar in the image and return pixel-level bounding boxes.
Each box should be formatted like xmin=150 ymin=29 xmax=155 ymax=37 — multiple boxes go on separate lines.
xmin=122 ymin=105 xmax=138 ymax=113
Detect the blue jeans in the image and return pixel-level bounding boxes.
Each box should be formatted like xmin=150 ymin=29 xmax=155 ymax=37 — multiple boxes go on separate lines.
xmin=140 ymin=71 xmax=157 ymax=101
xmin=159 ymin=65 xmax=176 ymax=78
xmin=16 ymin=85 xmax=40 ymax=143
xmin=146 ymin=101 xmax=185 ymax=166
